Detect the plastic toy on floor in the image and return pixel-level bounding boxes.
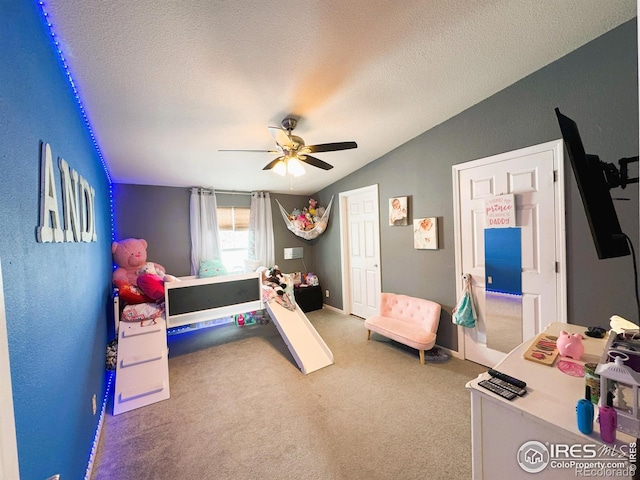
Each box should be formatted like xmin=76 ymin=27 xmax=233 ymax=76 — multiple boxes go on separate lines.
xmin=234 ymin=313 xmax=256 ymax=327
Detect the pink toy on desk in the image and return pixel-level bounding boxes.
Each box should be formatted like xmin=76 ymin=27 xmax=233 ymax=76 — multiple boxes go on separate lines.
xmin=556 ymin=330 xmax=584 ymax=360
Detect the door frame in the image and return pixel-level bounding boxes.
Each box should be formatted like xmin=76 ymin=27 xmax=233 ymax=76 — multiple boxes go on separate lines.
xmin=0 ymin=258 xmax=19 ymax=480
xmin=339 ymin=184 xmax=381 ymax=316
xmin=452 ymin=139 xmax=567 ymax=358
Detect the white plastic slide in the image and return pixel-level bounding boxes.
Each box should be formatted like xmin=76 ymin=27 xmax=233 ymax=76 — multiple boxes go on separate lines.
xmin=265 ymin=300 xmax=334 ymax=375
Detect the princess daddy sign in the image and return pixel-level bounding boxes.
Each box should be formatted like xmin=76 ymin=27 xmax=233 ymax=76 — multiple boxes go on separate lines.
xmin=485 ymin=194 xmax=515 ymax=228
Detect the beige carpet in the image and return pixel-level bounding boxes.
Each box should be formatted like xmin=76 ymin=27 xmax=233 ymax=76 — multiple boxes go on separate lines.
xmin=91 ymin=309 xmax=485 ymax=480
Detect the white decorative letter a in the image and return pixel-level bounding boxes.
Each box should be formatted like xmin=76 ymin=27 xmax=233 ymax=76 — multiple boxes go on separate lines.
xmin=37 ymin=143 xmax=63 ymax=243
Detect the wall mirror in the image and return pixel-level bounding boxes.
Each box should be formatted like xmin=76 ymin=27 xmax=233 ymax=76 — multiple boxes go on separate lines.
xmin=484 ymin=228 xmax=523 ymax=354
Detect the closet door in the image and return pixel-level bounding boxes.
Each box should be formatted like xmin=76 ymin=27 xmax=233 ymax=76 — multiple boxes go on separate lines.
xmin=340 ymin=185 xmax=381 ymax=319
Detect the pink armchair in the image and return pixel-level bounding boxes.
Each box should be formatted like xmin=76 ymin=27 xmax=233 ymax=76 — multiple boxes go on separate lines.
xmin=365 ymin=293 xmax=441 ymax=364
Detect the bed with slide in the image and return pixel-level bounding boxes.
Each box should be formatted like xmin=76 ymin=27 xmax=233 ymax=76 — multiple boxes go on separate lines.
xmin=163 ymin=269 xmax=334 ymax=375
xmin=112 ymin=269 xmax=334 ymax=414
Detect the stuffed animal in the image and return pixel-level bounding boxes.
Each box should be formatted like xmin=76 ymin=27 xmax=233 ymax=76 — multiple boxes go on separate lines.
xmin=293 ymin=216 xmax=307 ymax=230
xmin=304 ymin=213 xmax=314 ymax=230
xmin=263 ymin=266 xmax=287 ymax=296
xmin=137 ymin=261 xmax=180 ymax=283
xmin=305 ymin=272 xmax=319 ymax=286
xmin=198 ymin=259 xmax=228 ymax=278
xmin=112 ymin=238 xmax=168 ymax=303
xmin=136 ymin=262 xmax=164 ymax=279
xmin=308 ymin=198 xmax=318 ymax=216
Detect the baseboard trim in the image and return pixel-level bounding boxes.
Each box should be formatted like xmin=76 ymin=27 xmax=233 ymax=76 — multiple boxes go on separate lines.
xmin=84 ymin=370 xmax=115 ymax=480
xmin=438 ymin=345 xmax=463 ymax=360
xmin=322 ymin=304 xmax=345 ymax=314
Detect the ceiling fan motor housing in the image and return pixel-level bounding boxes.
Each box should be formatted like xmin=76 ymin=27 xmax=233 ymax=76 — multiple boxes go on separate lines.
xmin=289 ymin=135 xmax=305 ymax=149
xmin=281 ymin=117 xmax=298 ymax=132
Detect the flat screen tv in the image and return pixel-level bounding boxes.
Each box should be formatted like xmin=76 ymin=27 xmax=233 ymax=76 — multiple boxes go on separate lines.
xmin=555 ymin=107 xmax=630 ymax=259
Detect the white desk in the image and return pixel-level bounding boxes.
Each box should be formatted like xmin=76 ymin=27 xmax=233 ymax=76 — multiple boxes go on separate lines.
xmin=467 ymin=322 xmax=636 ymax=479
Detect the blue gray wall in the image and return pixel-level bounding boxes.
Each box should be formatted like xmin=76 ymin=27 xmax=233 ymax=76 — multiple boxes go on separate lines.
xmin=316 ymin=19 xmax=639 ymax=350
xmin=113 ymin=185 xmax=315 ymax=275
xmin=1 ymin=2 xmax=112 ymax=478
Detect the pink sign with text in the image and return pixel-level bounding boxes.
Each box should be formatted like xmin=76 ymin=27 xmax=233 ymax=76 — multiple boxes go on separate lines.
xmin=485 ymin=194 xmax=515 ymax=228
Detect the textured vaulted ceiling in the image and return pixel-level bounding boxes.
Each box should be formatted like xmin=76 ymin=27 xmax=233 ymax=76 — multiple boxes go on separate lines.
xmin=43 ymin=1 xmax=636 ymax=195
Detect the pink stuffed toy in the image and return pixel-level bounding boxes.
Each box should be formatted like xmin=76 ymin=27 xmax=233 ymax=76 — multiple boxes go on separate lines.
xmin=112 ymin=238 xmax=167 ymax=302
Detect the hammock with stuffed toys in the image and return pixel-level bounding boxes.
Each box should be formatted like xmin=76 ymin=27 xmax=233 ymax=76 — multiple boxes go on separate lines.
xmin=276 ymin=196 xmax=334 ymax=240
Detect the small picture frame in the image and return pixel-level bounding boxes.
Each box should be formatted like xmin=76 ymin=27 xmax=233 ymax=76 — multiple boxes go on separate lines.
xmin=389 ymin=196 xmax=408 ymax=226
xmin=414 ymin=217 xmax=438 ymax=249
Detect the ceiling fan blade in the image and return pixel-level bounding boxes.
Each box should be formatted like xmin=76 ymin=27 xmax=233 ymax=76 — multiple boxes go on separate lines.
xmin=304 ymin=141 xmax=357 ymax=153
xmin=263 ymin=156 xmax=285 ymax=170
xmin=219 ymin=149 xmax=279 ymax=153
xmin=268 ymin=126 xmax=293 ymax=149
xmin=298 ymin=155 xmax=333 ymax=170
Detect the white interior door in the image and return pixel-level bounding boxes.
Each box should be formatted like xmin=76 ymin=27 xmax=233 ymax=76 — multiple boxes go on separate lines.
xmin=453 ymin=140 xmax=567 ymax=367
xmin=339 ymin=185 xmax=381 ymax=319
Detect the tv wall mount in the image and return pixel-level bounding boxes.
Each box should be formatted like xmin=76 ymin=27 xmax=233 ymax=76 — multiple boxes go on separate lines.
xmin=602 ymin=156 xmax=638 ymax=190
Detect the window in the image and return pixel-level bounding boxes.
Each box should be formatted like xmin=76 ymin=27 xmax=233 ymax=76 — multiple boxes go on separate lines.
xmin=217 ymin=206 xmax=250 ymax=273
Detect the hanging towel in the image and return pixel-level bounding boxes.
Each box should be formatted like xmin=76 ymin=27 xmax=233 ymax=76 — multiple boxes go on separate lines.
xmin=452 ymin=274 xmax=477 ymax=328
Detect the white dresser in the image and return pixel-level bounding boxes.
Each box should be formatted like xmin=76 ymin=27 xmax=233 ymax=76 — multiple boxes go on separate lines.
xmin=113 ymin=318 xmax=170 ymax=415
xmin=467 ymin=322 xmax=636 ymax=479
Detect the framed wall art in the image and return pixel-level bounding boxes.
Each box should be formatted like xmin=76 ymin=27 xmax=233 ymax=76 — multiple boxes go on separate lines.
xmin=414 ymin=217 xmax=438 ymax=249
xmin=389 ymin=196 xmax=408 ymax=226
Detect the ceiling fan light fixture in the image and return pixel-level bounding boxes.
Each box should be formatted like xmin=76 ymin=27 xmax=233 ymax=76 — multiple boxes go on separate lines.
xmin=287 ymin=157 xmax=305 ymax=177
xmin=273 ymin=160 xmax=287 ymax=176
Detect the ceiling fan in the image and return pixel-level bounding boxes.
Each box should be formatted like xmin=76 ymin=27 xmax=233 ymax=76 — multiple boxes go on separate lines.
xmin=219 ymin=117 xmax=357 ymax=173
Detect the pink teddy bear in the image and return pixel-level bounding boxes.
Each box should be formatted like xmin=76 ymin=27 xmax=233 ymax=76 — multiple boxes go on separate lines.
xmin=112 ymin=238 xmax=167 ymax=303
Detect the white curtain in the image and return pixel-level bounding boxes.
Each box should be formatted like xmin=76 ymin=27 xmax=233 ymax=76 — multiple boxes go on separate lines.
xmin=249 ymin=191 xmax=275 ymax=267
xmin=189 ymin=188 xmax=221 ymax=275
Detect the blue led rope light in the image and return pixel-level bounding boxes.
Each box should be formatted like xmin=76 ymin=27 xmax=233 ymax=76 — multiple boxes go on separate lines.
xmin=35 ymin=4 xmax=117 ymax=476
xmin=36 ymin=1 xmax=116 ymax=241
xmin=84 ymin=371 xmax=115 ymax=480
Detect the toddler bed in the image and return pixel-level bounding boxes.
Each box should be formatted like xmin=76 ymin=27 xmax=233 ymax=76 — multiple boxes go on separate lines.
xmin=112 ymin=271 xmax=264 ymax=415
xmin=163 ymin=271 xmax=263 ymax=329
xmin=162 ymin=270 xmax=332 ymax=375
xmin=114 ymin=269 xmax=332 ymax=375
xmin=114 ymin=271 xmax=263 ymax=333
